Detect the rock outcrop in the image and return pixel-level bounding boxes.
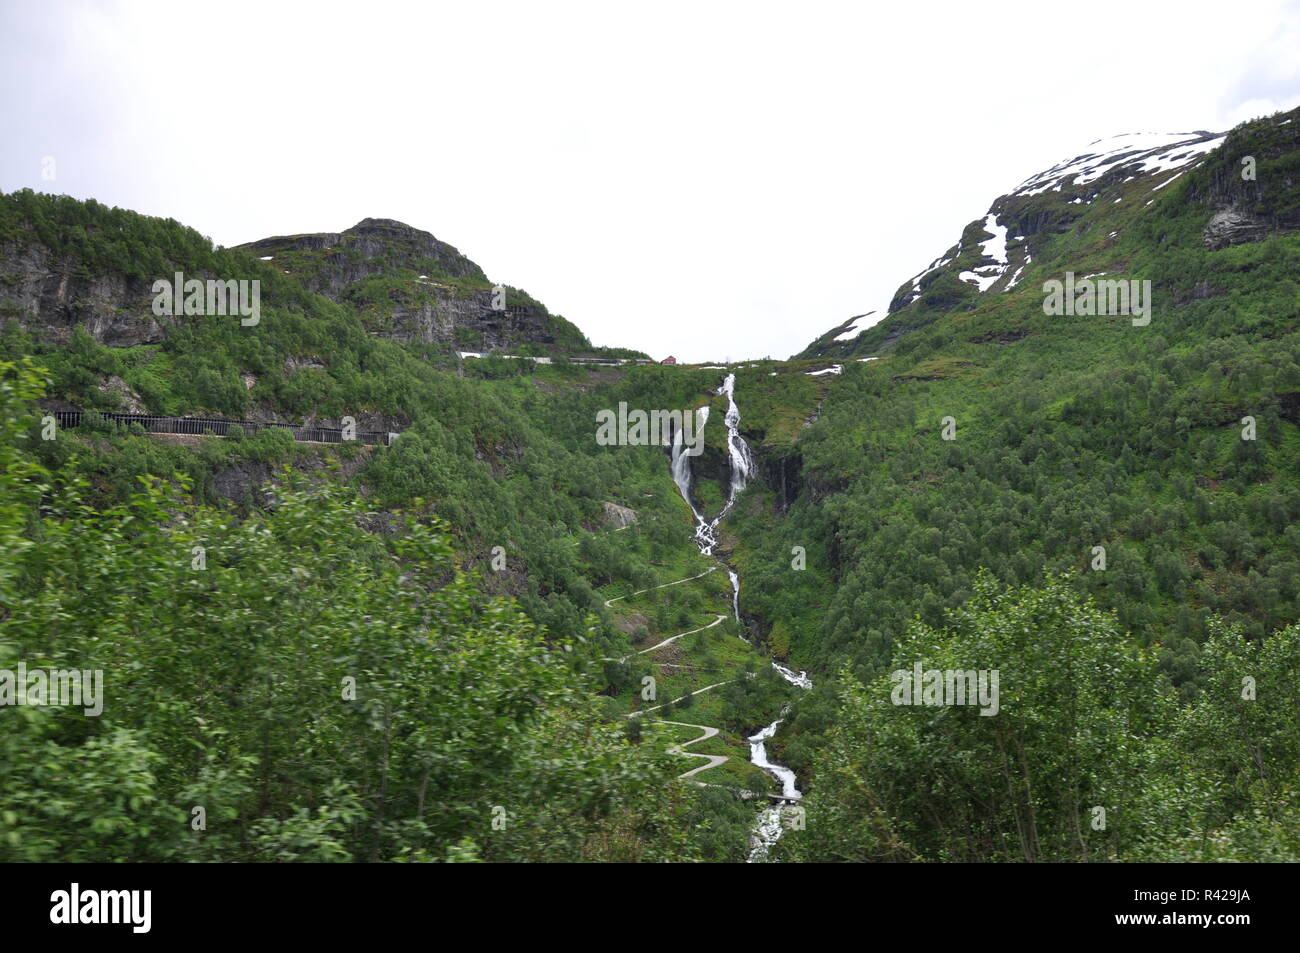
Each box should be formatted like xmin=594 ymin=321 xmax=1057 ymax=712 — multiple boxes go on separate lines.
xmin=601 ymin=501 xmax=638 ymax=529
xmin=1187 ymin=112 xmax=1300 ymax=250
xmin=0 ymin=240 xmax=165 ymax=346
xmin=0 ymin=214 xmax=588 ymax=355
xmin=237 ymin=218 xmax=486 ymax=297
xmin=235 ymin=218 xmax=587 ymax=351
xmin=1203 ymin=206 xmax=1273 ymax=249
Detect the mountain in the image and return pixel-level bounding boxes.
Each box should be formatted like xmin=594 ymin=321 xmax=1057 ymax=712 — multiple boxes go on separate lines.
xmin=800 ymin=111 xmax=1299 ymax=359
xmin=0 ymin=187 xmax=796 ymax=863
xmin=0 ymin=192 xmax=658 ymax=444
xmin=3 ymin=106 xmax=1300 ymax=866
xmin=235 ymin=217 xmax=591 ymax=352
xmin=0 ymin=201 xmax=593 ymax=357
xmin=728 ymin=106 xmax=1300 ymax=862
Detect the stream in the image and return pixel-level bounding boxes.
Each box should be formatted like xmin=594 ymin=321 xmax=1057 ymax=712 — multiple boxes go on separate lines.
xmin=669 ymin=371 xmax=811 ymax=862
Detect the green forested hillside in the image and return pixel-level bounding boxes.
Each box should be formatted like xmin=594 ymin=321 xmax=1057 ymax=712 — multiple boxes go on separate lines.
xmin=0 ymin=360 xmax=704 ymax=862
xmin=0 ymin=191 xmax=786 ymax=861
xmin=2 ymin=107 xmax=1299 ymax=865
xmin=735 ymin=108 xmax=1300 ymax=861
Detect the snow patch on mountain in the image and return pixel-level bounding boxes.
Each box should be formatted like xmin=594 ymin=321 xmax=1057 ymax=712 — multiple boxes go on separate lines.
xmin=1014 ymin=132 xmax=1224 ymax=198
xmin=1006 ymin=261 xmax=1027 ymax=290
xmin=832 ymin=311 xmax=883 ymax=342
xmin=1136 ymin=138 xmax=1224 ymax=174
xmin=959 ymin=214 xmax=1010 ymax=292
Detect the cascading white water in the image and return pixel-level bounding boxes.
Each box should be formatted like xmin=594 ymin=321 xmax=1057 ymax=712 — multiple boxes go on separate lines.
xmin=747 ymin=714 xmax=799 ymax=864
xmin=670 ymin=406 xmax=720 ymax=554
xmin=670 ymin=406 xmax=707 ymax=511
xmin=746 ymin=665 xmax=816 ymax=862
xmin=770 ymin=662 xmax=813 ymax=690
xmin=748 ymin=715 xmax=800 ymax=799
xmin=716 ymin=373 xmax=755 ymax=520
xmin=667 ymin=371 xmax=810 ymax=862
xmin=670 ymin=374 xmax=756 ymax=556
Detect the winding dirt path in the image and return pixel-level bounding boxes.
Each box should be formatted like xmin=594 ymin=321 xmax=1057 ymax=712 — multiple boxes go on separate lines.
xmin=660 ymin=721 xmax=729 ymax=780
xmin=627 ymin=679 xmax=732 ymax=717
xmin=602 ymin=565 xmax=717 ymax=608
xmin=604 ymin=567 xmax=735 ymax=781
xmin=600 ymin=614 xmax=727 ymax=663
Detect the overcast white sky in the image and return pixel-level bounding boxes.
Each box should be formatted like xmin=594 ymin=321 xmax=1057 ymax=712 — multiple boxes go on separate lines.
xmin=2 ymin=1 xmax=1299 ymax=361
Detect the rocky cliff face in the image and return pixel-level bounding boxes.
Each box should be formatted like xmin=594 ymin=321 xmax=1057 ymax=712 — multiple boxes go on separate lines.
xmin=0 ymin=239 xmax=165 ymax=346
xmin=1186 ymin=116 xmax=1300 ymax=250
xmin=235 ymin=218 xmax=587 ymax=351
xmin=371 ymin=283 xmax=573 ymax=350
xmin=0 ymin=213 xmax=587 ymax=353
xmin=237 ymin=217 xmax=486 ymax=296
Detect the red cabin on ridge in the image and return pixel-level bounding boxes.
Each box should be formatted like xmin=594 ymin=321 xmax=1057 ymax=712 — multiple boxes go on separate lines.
xmin=660 ymin=355 xmax=677 ymax=365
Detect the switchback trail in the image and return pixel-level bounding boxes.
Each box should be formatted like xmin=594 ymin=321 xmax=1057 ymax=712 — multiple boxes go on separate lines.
xmin=628 ymin=679 xmax=732 ymax=717
xmin=602 ymin=565 xmax=717 ymax=608
xmin=599 ymin=613 xmax=726 ymax=663
xmin=660 ymin=721 xmax=728 ymax=780
xmin=600 ymin=565 xmax=735 ymax=779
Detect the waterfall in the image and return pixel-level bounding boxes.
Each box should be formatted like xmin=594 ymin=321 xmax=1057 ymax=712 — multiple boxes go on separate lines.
xmin=746 ymin=708 xmax=802 ymax=863
xmin=748 ymin=715 xmax=801 ymax=799
xmin=669 ymin=373 xmax=756 ymax=556
xmin=771 ymin=662 xmax=813 ymax=690
xmin=728 ymin=569 xmax=741 ymax=623
xmin=670 ymin=406 xmax=708 ymax=514
xmin=667 ymin=371 xmax=809 ymax=862
xmin=716 ymin=373 xmax=755 ymax=521
xmin=670 ymin=406 xmax=719 ymax=554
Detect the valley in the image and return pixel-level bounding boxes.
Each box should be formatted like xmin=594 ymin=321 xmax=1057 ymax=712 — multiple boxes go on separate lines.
xmin=1 ymin=103 xmax=1299 ymax=864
